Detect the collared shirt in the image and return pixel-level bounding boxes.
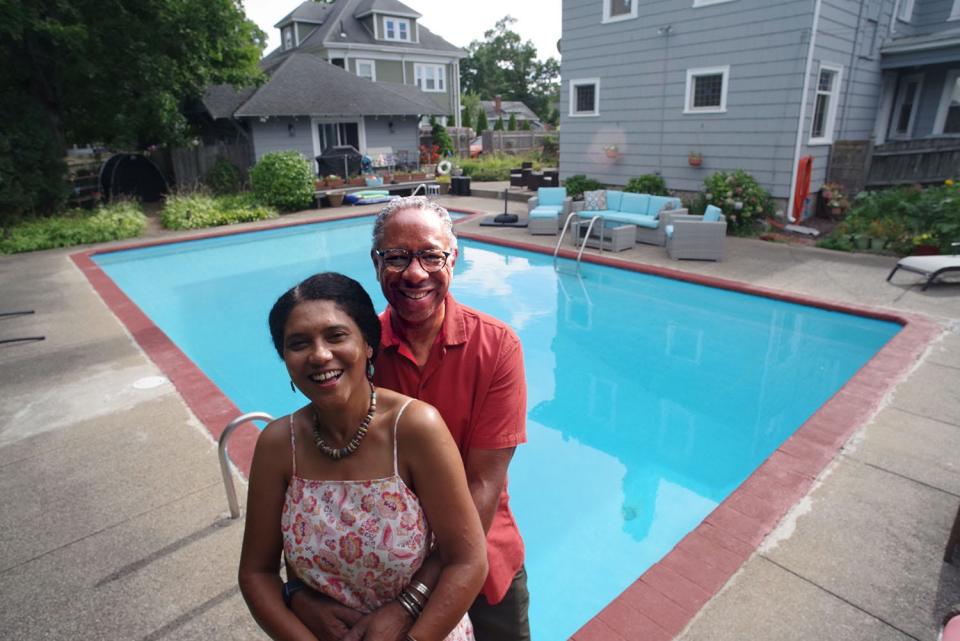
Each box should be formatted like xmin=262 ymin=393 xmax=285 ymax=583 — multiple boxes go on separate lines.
xmin=374 ymin=294 xmax=527 ymax=604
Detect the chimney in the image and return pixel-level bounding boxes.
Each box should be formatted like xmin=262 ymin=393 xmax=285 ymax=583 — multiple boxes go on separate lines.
xmin=494 ymin=95 xmax=502 ymax=114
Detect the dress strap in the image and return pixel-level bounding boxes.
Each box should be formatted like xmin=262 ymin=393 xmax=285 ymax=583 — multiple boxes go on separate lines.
xmin=392 ymin=398 xmax=414 ymax=477
xmin=289 ymin=414 xmax=297 ymax=477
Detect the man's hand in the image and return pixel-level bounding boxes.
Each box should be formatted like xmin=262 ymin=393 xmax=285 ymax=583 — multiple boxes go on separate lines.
xmin=340 ymin=601 xmax=412 ymax=641
xmin=289 ymin=588 xmax=364 ymax=641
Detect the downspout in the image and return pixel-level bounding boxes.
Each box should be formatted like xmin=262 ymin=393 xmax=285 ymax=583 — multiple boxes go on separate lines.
xmin=454 ymin=61 xmax=461 ymax=129
xmin=787 ymin=0 xmax=824 ymax=224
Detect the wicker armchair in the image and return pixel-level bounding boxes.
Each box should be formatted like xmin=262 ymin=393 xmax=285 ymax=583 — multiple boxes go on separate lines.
xmin=664 ymin=207 xmax=727 ymax=261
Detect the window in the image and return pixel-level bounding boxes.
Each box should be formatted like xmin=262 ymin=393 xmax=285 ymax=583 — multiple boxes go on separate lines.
xmin=934 ymin=70 xmax=960 ymax=135
xmin=897 ymin=0 xmax=915 ymax=21
xmin=283 ymin=25 xmax=294 ymax=50
xmin=384 ymin=17 xmax=411 ymax=41
xmin=890 ymin=74 xmax=922 ymax=139
xmin=356 ymin=59 xmax=376 ymax=82
xmin=569 ymin=79 xmax=599 ymax=117
xmin=684 ymin=66 xmax=729 ymax=113
xmin=810 ymin=64 xmax=842 ymax=143
xmin=950 ymin=0 xmax=960 ymax=21
xmin=318 ymin=122 xmax=360 ymax=153
xmin=602 ymin=0 xmax=636 ymax=23
xmin=414 ymin=64 xmax=445 ymax=92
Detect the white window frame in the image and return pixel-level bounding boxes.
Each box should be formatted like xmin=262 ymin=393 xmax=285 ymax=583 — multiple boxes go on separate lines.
xmin=950 ymin=0 xmax=960 ymax=21
xmin=602 ymin=0 xmax=637 ymax=23
xmin=383 ymin=17 xmax=411 ymax=41
xmin=897 ymin=0 xmax=916 ymax=22
xmin=569 ymin=79 xmax=600 ymax=117
xmin=356 ymin=59 xmax=376 ymax=82
xmin=809 ymin=63 xmax=843 ymax=145
xmin=933 ymin=69 xmax=960 ymax=135
xmin=414 ymin=63 xmax=446 ymax=92
xmin=693 ymin=0 xmax=736 ymax=7
xmin=889 ymin=73 xmax=924 ymax=139
xmin=282 ymin=25 xmax=294 ymax=50
xmin=684 ymin=66 xmax=729 ymax=114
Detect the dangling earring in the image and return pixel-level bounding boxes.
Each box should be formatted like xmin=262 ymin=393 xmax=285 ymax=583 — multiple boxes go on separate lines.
xmin=366 ymin=360 xmax=375 ymax=381
xmin=290 ymin=380 xmax=296 ymax=393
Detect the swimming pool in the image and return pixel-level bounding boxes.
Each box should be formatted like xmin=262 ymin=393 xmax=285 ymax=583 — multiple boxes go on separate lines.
xmin=91 ymin=214 xmax=901 ymax=639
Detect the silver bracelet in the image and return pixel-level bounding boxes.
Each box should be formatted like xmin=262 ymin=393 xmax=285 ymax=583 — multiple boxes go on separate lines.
xmin=396 ymin=591 xmax=420 ymax=619
xmin=408 ymin=579 xmax=431 ymax=601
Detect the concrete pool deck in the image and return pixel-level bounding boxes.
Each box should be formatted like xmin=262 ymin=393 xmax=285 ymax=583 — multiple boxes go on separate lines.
xmin=0 ymin=192 xmax=958 ymax=640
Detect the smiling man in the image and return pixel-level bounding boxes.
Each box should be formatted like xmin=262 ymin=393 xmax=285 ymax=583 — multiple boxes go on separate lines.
xmin=288 ymin=197 xmax=530 ymax=641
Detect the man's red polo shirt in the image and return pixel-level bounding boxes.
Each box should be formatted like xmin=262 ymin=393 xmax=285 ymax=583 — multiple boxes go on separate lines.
xmin=373 ymin=295 xmax=527 ymax=604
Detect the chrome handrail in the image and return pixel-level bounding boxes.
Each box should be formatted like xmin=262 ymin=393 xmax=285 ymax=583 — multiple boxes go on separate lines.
xmin=411 ymin=183 xmax=427 ymax=196
xmin=576 ymin=215 xmax=605 ymax=267
xmin=553 ymin=212 xmax=580 ymax=268
xmin=219 ymin=412 xmax=274 ymax=519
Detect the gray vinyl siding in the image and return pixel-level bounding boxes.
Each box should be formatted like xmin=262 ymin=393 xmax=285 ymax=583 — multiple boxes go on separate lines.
xmin=296 ymin=23 xmax=317 ymax=45
xmin=363 ymin=115 xmax=419 ymax=159
xmin=560 ymin=0 xmax=816 ymax=200
xmin=404 ymin=61 xmax=454 ymax=115
xmin=912 ymin=0 xmax=959 ymax=30
xmin=374 ymin=59 xmax=405 ymax=84
xmin=249 ymin=117 xmax=316 ymax=165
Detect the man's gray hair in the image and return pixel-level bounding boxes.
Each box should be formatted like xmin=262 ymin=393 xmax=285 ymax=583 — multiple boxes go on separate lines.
xmin=371 ymin=196 xmax=458 ymax=251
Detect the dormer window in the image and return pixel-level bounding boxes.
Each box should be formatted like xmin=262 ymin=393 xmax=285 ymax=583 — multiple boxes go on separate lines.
xmin=283 ymin=25 xmax=294 ymax=50
xmin=384 ymin=17 xmax=411 ymax=42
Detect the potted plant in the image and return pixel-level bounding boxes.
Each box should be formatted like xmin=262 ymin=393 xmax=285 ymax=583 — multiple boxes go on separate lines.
xmin=912 ymin=233 xmax=940 ymax=255
xmin=324 ymin=174 xmax=344 ymax=189
xmin=688 ymin=152 xmax=703 ymax=167
xmin=326 ymin=189 xmax=345 ymax=207
xmin=821 ymin=182 xmax=849 ymax=216
xmin=603 ymin=145 xmax=619 ymax=159
xmin=348 ymin=175 xmax=365 ymax=187
xmin=867 ymin=219 xmax=887 ymax=251
xmin=436 ymin=174 xmax=451 ymax=194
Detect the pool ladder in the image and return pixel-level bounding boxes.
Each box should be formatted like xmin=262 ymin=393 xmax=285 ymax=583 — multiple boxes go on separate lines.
xmin=219 ymin=412 xmax=274 ymax=518
xmin=553 ymin=212 xmax=606 ymax=272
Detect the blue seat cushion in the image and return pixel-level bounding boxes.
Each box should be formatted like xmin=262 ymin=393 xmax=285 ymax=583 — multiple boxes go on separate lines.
xmin=704 ymin=205 xmax=723 ymax=222
xmin=606 ymin=190 xmax=624 ymax=211
xmin=538 ymin=187 xmax=567 ymax=207
xmin=577 ymin=208 xmax=616 ymax=219
xmin=604 ymin=212 xmax=658 ymax=228
xmin=620 ymin=193 xmax=650 ymax=215
xmin=530 ymin=206 xmax=561 ymax=219
xmin=665 ymin=224 xmax=674 ymax=238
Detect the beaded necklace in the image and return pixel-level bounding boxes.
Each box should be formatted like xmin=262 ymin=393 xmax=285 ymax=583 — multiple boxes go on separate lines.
xmin=311 ymin=382 xmax=377 ymax=460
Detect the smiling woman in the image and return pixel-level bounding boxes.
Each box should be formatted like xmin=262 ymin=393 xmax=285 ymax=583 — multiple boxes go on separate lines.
xmin=239 ymin=272 xmax=488 ymax=641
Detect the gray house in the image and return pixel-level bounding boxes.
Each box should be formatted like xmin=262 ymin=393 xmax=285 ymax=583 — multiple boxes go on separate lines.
xmin=559 ymin=0 xmax=960 ymax=219
xmin=481 ymin=96 xmax=545 ymax=130
xmin=202 ymin=0 xmax=466 ymax=172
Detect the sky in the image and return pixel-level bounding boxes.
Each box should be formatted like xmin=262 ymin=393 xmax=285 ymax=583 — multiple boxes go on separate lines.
xmin=243 ymin=0 xmax=562 ymax=61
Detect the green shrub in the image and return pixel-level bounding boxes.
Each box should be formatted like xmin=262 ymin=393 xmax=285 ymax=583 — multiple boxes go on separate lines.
xmin=458 ymin=153 xmax=540 ymax=182
xmin=493 ymin=117 xmax=504 ymax=131
xmin=476 ymin=110 xmax=489 ymax=135
xmin=160 ymin=192 xmax=278 ymax=230
xmin=0 ymin=200 xmax=146 ymax=254
xmin=818 ymin=181 xmax=960 ymax=255
xmin=204 ymin=158 xmax=243 ymax=195
xmin=624 ymin=174 xmax=668 ymax=196
xmin=507 ymin=113 xmax=517 ymax=131
xmin=702 ymin=169 xmax=772 ymax=233
xmin=430 ymin=116 xmax=454 ymax=156
xmin=563 ymin=175 xmax=604 ymax=200
xmin=249 ymin=151 xmax=315 ymax=212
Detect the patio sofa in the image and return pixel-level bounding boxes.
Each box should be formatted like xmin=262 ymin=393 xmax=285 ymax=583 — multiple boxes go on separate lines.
xmin=571 ymin=190 xmax=685 ymax=246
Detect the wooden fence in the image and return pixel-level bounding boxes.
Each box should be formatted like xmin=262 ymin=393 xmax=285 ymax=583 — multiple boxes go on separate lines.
xmin=827 ymin=138 xmax=959 ymax=197
xmin=160 ymin=141 xmax=254 ymax=191
xmin=481 ymin=131 xmax=554 ymax=155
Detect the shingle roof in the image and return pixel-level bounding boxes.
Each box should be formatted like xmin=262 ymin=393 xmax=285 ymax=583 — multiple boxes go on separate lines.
xmin=481 ymin=100 xmax=540 ymax=122
xmin=353 ymin=0 xmax=421 ymax=19
xmin=881 ymin=26 xmax=960 ymax=54
xmin=202 ymin=84 xmax=258 ymax=120
xmin=274 ymin=1 xmax=332 ymax=28
xmin=233 ymin=53 xmax=446 ymax=118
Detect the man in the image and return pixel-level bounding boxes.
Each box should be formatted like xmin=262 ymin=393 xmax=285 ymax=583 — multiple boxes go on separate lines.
xmin=289 ymin=196 xmax=530 ymax=641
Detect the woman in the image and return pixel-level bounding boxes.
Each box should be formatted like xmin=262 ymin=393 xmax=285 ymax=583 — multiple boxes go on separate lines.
xmin=239 ymin=272 xmax=487 ymax=641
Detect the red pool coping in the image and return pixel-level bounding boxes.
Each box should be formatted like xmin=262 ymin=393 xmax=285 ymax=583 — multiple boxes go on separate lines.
xmin=71 ymin=209 xmax=942 ymax=641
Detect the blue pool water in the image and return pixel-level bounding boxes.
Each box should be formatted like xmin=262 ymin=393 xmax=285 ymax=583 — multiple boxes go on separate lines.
xmin=94 ymin=216 xmax=900 ymax=639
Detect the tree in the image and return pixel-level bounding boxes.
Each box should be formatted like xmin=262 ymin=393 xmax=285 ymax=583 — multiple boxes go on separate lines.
xmin=429 ymin=116 xmax=453 ymax=156
xmin=476 ymin=109 xmax=489 ymax=135
xmin=507 ymin=113 xmax=517 ymax=131
xmin=1 ymin=0 xmax=265 ymax=218
xmin=493 ymin=117 xmax=504 ymax=131
xmin=461 ymin=106 xmax=473 ymax=130
xmin=460 ymin=16 xmax=560 ymax=123
xmin=521 ymin=119 xmax=531 ymax=131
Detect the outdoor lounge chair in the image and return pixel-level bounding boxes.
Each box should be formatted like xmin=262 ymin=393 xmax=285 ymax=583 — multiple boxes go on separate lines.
xmin=664 ymin=205 xmax=727 ymax=261
xmin=527 ymin=187 xmax=572 ymax=235
xmin=887 ymin=243 xmax=960 ymax=290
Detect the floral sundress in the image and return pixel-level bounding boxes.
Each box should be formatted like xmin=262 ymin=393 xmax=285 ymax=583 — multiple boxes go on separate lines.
xmin=281 ymin=399 xmax=473 ymax=640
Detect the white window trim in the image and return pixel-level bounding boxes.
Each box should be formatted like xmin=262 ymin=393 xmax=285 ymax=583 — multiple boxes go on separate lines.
xmin=282 ymin=25 xmax=294 ymax=50
xmin=933 ymin=69 xmax=960 ymax=135
xmin=950 ymin=0 xmax=960 ymax=21
xmin=693 ymin=0 xmax=736 ymax=7
xmin=808 ymin=63 xmax=843 ymax=145
xmin=684 ymin=66 xmax=729 ymax=114
xmin=414 ymin=63 xmax=446 ymax=92
xmin=889 ymin=73 xmax=924 ymax=139
xmin=569 ymin=78 xmax=600 ymax=117
xmin=383 ymin=17 xmax=411 ymax=42
xmin=897 ymin=0 xmax=916 ymax=22
xmin=602 ymin=0 xmax=637 ymax=23
xmin=311 ymin=117 xmax=367 ymax=160
xmin=356 ymin=59 xmax=376 ymax=82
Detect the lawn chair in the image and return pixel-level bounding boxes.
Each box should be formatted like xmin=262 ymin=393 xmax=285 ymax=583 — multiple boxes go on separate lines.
xmin=527 ymin=187 xmax=572 ymax=235
xmin=887 ymin=242 xmax=960 ymax=290
xmin=664 ymin=205 xmax=727 ymax=261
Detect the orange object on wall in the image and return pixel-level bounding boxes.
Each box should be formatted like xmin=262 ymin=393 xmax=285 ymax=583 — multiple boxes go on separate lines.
xmin=792 ymin=155 xmax=813 ymax=223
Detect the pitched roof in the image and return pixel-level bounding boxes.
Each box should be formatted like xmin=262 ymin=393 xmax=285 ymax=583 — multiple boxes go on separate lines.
xmin=232 ymin=53 xmax=445 ymax=118
xmin=353 ymin=0 xmax=421 ymax=19
xmin=274 ymin=1 xmax=332 ymax=28
xmin=480 ymin=100 xmax=540 ymax=122
xmin=202 ymin=84 xmax=258 ymax=119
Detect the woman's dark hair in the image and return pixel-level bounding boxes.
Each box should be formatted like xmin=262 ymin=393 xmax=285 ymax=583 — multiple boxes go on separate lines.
xmin=268 ymin=272 xmax=381 ymax=359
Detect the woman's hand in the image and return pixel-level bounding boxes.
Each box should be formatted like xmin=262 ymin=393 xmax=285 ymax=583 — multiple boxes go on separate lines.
xmin=339 ymin=601 xmax=412 ymax=641
xmin=290 ymin=587 xmax=365 ymax=641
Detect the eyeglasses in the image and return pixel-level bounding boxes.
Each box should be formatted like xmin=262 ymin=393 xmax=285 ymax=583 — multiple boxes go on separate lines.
xmin=376 ymin=248 xmax=451 ymax=273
